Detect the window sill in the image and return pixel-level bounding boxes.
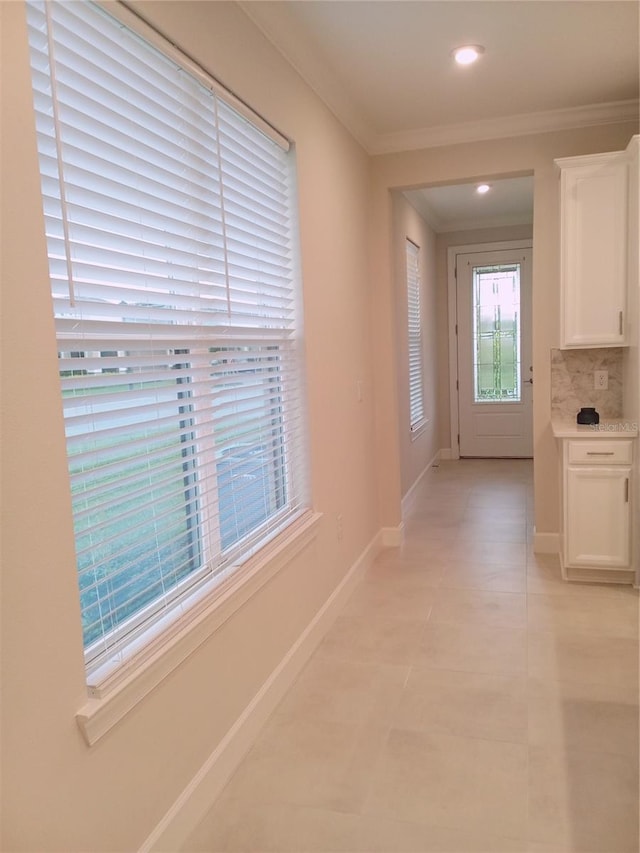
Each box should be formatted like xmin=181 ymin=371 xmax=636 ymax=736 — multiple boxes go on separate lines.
xmin=410 ymin=418 xmax=429 ymax=441
xmin=76 ymin=511 xmax=322 ymax=746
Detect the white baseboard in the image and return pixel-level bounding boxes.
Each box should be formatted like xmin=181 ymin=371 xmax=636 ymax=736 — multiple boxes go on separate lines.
xmin=401 ymin=450 xmax=442 ymax=515
xmin=139 ymin=530 xmax=383 ymax=852
xmin=439 ymin=448 xmax=454 ymax=461
xmin=381 ymin=523 xmax=404 ymax=547
xmin=562 ymin=564 xmax=636 ymax=585
xmin=533 ymin=530 xmax=560 ymax=554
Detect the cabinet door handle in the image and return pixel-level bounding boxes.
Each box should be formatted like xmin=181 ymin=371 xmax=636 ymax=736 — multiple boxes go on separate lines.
xmin=619 ymin=311 xmax=624 ymax=336
xmin=625 ymin=478 xmax=629 ymax=503
xmin=586 ymin=451 xmax=615 ymax=456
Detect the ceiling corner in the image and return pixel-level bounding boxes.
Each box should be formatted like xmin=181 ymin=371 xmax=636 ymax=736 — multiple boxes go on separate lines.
xmin=238 ymin=0 xmax=377 ymax=153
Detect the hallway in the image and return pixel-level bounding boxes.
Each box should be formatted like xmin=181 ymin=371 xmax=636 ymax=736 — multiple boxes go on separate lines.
xmin=184 ymin=460 xmax=639 ymax=853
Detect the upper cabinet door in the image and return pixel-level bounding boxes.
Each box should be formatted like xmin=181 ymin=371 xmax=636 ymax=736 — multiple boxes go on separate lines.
xmin=557 ymin=151 xmax=628 ymax=348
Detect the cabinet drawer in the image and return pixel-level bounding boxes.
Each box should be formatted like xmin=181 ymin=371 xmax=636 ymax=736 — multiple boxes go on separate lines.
xmin=567 ymin=440 xmax=633 ymax=464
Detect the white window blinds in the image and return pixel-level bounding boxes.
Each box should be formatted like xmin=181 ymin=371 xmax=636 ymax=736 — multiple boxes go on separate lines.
xmin=406 ymin=239 xmax=426 ymax=431
xmin=27 ymin=0 xmax=309 ymax=675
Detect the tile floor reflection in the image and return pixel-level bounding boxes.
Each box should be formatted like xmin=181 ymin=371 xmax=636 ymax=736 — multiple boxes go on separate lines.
xmin=183 ymin=459 xmax=639 ymax=853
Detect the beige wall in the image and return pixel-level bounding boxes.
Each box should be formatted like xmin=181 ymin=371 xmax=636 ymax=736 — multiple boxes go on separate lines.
xmin=392 ymin=194 xmax=440 ymax=497
xmin=370 ymin=124 xmax=638 ymax=537
xmin=0 ymin=2 xmax=377 ymax=850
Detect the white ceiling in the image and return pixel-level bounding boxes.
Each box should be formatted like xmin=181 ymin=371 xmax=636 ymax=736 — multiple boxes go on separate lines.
xmin=240 ymin=1 xmax=639 ymax=154
xmin=405 ymin=175 xmax=535 ymax=233
xmin=240 ymin=1 xmax=638 ymax=230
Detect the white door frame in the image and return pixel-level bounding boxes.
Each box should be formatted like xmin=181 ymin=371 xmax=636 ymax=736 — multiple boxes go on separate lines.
xmin=447 ymin=240 xmax=533 ymax=460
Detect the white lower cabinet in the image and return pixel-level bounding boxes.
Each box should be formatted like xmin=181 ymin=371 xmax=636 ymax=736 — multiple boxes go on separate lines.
xmin=559 ymin=438 xmax=634 ymax=581
xmin=565 ymin=466 xmax=630 ymax=568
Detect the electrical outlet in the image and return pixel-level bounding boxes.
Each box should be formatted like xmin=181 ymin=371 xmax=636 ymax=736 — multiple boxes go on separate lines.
xmin=594 ymin=370 xmax=608 ymax=390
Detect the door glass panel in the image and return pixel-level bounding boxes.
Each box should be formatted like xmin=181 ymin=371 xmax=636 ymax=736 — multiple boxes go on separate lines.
xmin=472 ymin=263 xmax=521 ymax=403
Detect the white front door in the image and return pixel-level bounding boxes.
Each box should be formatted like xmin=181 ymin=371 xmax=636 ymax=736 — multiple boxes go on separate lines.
xmin=456 ymin=248 xmax=533 ymax=457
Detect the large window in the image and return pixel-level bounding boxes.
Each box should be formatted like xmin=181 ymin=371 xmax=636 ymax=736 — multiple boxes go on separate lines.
xmin=27 ymin=0 xmax=309 ymax=676
xmin=406 ymin=239 xmax=426 ymax=432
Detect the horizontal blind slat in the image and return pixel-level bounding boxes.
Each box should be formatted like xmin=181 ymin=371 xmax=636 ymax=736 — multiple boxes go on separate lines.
xmin=406 ymin=240 xmax=425 ymax=428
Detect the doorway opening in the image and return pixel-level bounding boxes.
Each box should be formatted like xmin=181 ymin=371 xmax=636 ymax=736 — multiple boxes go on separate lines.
xmin=403 ymin=174 xmax=534 ymax=460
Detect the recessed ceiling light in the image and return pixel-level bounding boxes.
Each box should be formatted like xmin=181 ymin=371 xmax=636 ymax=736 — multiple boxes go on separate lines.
xmin=452 ymin=45 xmax=485 ymax=66
xmin=476 ymin=184 xmax=491 ymax=194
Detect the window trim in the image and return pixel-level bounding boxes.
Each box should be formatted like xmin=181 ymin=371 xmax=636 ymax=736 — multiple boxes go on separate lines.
xmin=77 ymin=510 xmax=321 ymax=746
xmin=410 ymin=417 xmax=429 ymax=441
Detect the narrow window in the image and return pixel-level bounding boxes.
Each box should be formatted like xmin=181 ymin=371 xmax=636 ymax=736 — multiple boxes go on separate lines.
xmin=27 ymin=0 xmax=309 ymax=677
xmin=472 ymin=263 xmax=522 ymax=403
xmin=406 ymin=239 xmax=426 ymax=432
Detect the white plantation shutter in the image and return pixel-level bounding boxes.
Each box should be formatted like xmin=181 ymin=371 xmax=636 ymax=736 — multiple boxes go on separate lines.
xmin=27 ymin=0 xmax=309 ymax=674
xmin=406 ymin=240 xmax=426 ymax=431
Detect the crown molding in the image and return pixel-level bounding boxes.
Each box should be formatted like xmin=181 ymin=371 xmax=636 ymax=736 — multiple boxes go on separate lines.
xmin=238 ymin=2 xmax=638 ymax=157
xmin=403 ymin=192 xmax=442 ymax=231
xmin=370 ymin=100 xmax=640 ymax=155
xmin=434 ymin=213 xmax=534 ymax=234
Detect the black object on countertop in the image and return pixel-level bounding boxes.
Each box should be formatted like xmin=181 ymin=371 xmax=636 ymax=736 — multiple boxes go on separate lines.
xmin=577 ymin=407 xmax=599 ymax=425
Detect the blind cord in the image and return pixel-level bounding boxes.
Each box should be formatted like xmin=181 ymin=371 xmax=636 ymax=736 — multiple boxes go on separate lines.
xmin=44 ymin=0 xmax=76 ymax=306
xmin=212 ymin=96 xmax=233 ymax=323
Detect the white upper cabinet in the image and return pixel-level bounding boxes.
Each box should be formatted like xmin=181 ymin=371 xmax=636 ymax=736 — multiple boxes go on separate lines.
xmin=556 ymin=149 xmax=629 ymax=348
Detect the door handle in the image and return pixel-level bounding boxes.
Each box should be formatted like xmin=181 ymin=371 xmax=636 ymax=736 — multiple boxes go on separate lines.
xmin=525 ymin=378 xmax=533 ymax=384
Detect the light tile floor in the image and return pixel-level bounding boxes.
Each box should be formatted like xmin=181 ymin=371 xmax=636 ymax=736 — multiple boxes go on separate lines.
xmin=183 ymin=460 xmax=639 ymax=853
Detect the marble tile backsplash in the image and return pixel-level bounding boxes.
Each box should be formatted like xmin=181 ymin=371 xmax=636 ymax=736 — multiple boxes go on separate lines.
xmin=551 ymin=348 xmax=623 ymax=419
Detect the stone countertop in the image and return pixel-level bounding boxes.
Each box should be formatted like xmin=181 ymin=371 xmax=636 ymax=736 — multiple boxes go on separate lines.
xmin=552 ymin=418 xmax=638 ymax=439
